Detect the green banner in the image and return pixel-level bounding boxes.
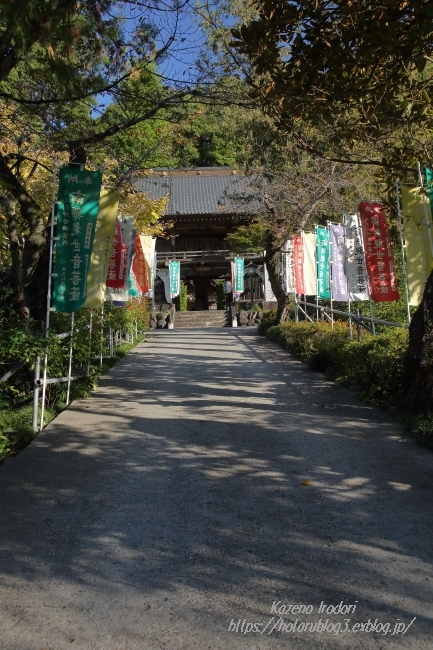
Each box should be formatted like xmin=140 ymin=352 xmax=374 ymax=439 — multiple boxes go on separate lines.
xmin=425 ymin=167 xmax=433 ymax=215
xmin=53 ymin=168 xmax=102 ymax=312
xmin=128 ymin=271 xmax=140 ymax=297
xmin=234 ymin=257 xmax=244 ymax=293
xmin=316 ymin=227 xmax=331 ymax=299
xmin=169 ymin=261 xmax=180 ymax=296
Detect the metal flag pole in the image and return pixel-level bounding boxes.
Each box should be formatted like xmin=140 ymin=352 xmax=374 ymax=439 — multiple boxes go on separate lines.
xmin=100 ymin=304 xmax=104 ymax=366
xmin=32 ymin=354 xmax=41 ymax=432
xmin=87 ymin=308 xmax=93 ymax=374
xmin=357 ymin=205 xmax=376 ymax=336
xmin=109 ymin=325 xmax=114 ymax=355
xmin=327 ymin=221 xmax=334 ymax=329
xmin=368 ymin=296 xmax=376 ymax=336
xmin=394 ymin=181 xmax=411 ymax=324
xmin=40 ymin=160 xmax=59 ymax=432
xmin=66 ymin=311 xmax=75 ymax=405
xmin=417 ymin=161 xmax=433 ymax=259
xmin=342 ymin=214 xmax=353 ymax=339
xmin=315 ymin=225 xmax=319 ymax=321
xmin=300 ymin=231 xmax=306 ymax=321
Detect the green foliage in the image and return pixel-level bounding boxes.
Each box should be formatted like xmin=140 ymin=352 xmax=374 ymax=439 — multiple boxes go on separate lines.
xmin=266 ymin=321 xmax=409 ymax=407
xmin=44 ymin=299 xmax=148 ymax=406
xmin=0 ymin=297 xmax=149 ymax=458
xmin=231 ymin=0 xmax=433 ymax=170
xmin=179 ymin=282 xmax=188 ymax=312
xmin=215 ymin=280 xmax=227 ymax=310
xmin=227 ymin=222 xmax=268 ymax=254
xmin=408 ymin=416 xmax=433 ymax=451
xmin=334 ymin=328 xmax=409 ymax=406
xmin=0 ymin=404 xmax=57 ymax=458
xmin=257 ymin=308 xmax=277 ymax=334
xmin=0 ymin=277 xmax=44 ymax=376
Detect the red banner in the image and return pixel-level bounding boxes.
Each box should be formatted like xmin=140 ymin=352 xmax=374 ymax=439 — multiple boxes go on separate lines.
xmin=358 ymin=202 xmax=399 ymax=302
xmin=106 ymin=218 xmax=127 ymax=288
xmin=132 ymin=235 xmax=149 ymax=293
xmin=293 ymin=234 xmax=305 ymax=294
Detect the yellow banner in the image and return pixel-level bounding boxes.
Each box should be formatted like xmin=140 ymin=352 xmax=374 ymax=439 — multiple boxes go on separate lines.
xmin=140 ymin=235 xmax=155 ymax=292
xmin=401 ymin=186 xmax=433 ymax=306
xmin=83 ymin=188 xmax=119 ymax=308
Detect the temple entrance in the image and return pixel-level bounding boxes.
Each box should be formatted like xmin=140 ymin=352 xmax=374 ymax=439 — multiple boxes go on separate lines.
xmin=194 ymin=278 xmax=208 ymax=311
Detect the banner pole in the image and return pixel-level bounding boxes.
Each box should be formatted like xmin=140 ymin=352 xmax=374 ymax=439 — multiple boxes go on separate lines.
xmin=368 ymin=299 xmax=376 ymax=336
xmin=417 ymin=161 xmax=433 ymax=259
xmin=40 ymin=160 xmax=59 ymax=432
xmin=314 ymin=226 xmax=319 ymax=321
xmin=32 ymin=354 xmax=41 ymax=432
xmin=87 ymin=308 xmax=93 ymax=374
xmin=327 ymin=221 xmax=334 ymax=329
xmin=343 ymin=215 xmax=353 ymax=340
xmin=100 ymin=305 xmax=104 ymax=366
xmin=395 ymin=181 xmax=411 ymax=324
xmin=66 ymin=311 xmax=75 ymax=406
xmin=358 ymin=206 xmax=376 ymax=335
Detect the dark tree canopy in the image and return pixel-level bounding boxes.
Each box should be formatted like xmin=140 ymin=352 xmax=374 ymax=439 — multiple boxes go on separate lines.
xmin=231 ymin=0 xmax=433 ymax=168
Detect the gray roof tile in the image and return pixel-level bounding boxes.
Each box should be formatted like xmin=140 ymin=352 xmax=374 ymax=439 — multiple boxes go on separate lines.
xmin=135 ymin=169 xmax=262 ymax=216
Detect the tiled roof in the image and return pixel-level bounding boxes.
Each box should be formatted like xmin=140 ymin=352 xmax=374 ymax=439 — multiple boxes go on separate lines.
xmin=135 ymin=168 xmax=262 ymax=216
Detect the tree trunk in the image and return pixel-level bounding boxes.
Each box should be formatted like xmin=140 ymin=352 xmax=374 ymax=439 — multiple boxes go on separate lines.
xmin=401 ymin=269 xmax=433 ymax=416
xmin=0 ymin=156 xmax=48 ymax=323
xmin=264 ymin=232 xmax=291 ymax=323
xmin=0 ymin=194 xmax=29 ymax=318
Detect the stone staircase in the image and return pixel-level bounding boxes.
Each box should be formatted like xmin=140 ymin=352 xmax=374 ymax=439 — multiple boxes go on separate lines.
xmin=173 ymin=310 xmax=232 ymax=328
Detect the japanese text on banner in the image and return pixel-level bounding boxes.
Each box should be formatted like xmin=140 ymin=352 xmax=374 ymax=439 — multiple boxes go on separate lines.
xmin=234 ymin=258 xmax=245 ymax=293
xmin=282 ymin=240 xmax=295 ymax=295
xmin=293 ymin=235 xmax=305 ymax=295
xmin=329 ymin=224 xmax=348 ymax=301
xmin=359 ymin=202 xmax=400 ymax=302
xmin=53 ymin=168 xmax=102 ymax=312
xmin=344 ymin=213 xmax=369 ymax=301
xmin=316 ymin=227 xmax=331 ymax=299
xmin=169 ymin=260 xmax=180 ymax=297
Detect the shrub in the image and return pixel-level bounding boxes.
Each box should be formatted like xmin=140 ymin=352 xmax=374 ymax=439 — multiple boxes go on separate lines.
xmin=179 ymin=282 xmax=188 ymax=311
xmin=265 ymin=320 xmax=409 ymax=407
xmin=215 ymin=281 xmax=227 ymax=310
xmin=257 ymin=309 xmax=278 ymax=335
xmin=408 ymin=416 xmax=433 ymax=451
xmin=335 ymin=328 xmax=409 ymax=405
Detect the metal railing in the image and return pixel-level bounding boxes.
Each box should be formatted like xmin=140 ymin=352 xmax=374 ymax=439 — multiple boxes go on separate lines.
xmin=156 ymin=249 xmax=260 ymax=263
xmin=296 ymin=299 xmax=409 ymax=341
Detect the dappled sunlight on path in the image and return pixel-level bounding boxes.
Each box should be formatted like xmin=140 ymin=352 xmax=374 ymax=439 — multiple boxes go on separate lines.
xmin=0 ymin=329 xmax=432 ymax=649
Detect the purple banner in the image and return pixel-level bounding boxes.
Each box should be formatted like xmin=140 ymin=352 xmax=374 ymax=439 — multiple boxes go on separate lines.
xmin=330 ymin=224 xmax=348 ymax=301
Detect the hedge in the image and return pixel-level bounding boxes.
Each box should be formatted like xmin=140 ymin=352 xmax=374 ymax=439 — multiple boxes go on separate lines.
xmin=265 ymin=321 xmax=408 ymax=407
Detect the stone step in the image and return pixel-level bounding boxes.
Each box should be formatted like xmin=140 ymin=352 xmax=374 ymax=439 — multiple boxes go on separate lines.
xmin=173 ymin=310 xmax=231 ymax=328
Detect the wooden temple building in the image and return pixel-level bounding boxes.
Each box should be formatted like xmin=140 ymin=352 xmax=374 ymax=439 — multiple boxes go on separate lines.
xmin=136 ymin=167 xmax=275 ymax=310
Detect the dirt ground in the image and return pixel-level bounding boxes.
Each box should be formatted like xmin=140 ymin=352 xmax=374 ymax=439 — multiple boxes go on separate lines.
xmin=0 ymin=329 xmax=432 ymax=650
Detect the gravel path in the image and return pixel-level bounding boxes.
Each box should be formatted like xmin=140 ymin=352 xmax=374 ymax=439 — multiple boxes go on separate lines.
xmin=0 ymin=328 xmax=432 ymax=650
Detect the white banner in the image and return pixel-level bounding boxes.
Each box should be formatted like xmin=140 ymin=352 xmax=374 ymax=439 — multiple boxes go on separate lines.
xmin=282 ymin=240 xmax=295 ymax=294
xmin=344 ymin=213 xmax=369 ymax=301
xmin=264 ymin=264 xmax=276 ymax=301
xmin=155 ymin=269 xmax=171 ymax=303
xmin=105 ymin=285 xmax=128 ymax=303
xmin=302 ymin=232 xmax=317 ymax=295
